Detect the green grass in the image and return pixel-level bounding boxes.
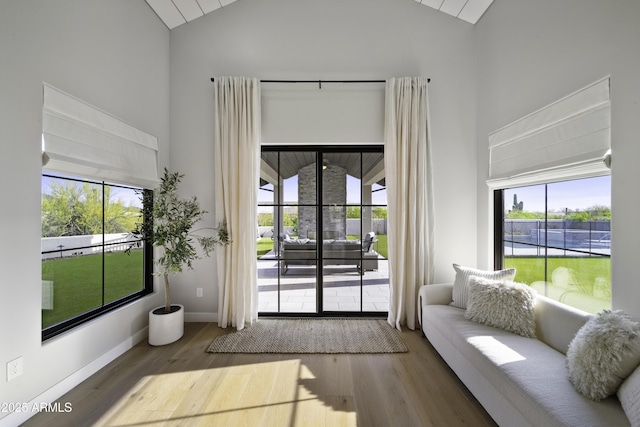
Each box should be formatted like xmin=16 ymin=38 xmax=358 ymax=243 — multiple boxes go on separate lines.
xmin=505 ymin=256 xmax=610 ymax=313
xmin=505 ymin=256 xmax=610 ymax=289
xmin=257 ymin=238 xmax=274 ymax=257
xmin=41 ymin=251 xmax=144 ymax=328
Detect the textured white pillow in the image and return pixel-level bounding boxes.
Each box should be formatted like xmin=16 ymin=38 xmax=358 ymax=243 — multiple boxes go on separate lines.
xmin=567 ymin=310 xmax=640 ymax=401
xmin=464 ymin=276 xmax=537 ymax=338
xmin=618 ymin=364 xmax=640 ymax=426
xmin=450 ymin=264 xmax=516 ymax=309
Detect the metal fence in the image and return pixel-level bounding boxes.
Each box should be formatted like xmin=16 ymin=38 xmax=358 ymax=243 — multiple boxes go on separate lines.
xmin=504 ymin=219 xmax=610 ymax=257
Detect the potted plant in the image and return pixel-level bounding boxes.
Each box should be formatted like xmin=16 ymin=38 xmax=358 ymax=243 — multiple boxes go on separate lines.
xmin=130 ymin=168 xmax=230 ymax=345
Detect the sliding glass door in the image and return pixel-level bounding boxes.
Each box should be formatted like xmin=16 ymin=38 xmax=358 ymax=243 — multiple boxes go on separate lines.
xmin=257 ymin=146 xmax=388 ymax=316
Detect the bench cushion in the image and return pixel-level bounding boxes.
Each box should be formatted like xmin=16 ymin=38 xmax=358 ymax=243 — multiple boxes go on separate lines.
xmin=424 ymin=305 xmax=629 ymax=427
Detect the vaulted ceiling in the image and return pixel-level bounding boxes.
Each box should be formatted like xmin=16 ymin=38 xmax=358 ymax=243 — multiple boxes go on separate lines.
xmin=145 ymin=0 xmax=494 ymax=30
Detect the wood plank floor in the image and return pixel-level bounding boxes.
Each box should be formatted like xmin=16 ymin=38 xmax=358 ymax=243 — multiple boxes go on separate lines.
xmin=22 ymin=322 xmax=497 ymax=427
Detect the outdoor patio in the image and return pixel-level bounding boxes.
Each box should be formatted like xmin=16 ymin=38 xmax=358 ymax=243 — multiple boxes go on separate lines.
xmin=257 ymin=255 xmax=389 ymax=313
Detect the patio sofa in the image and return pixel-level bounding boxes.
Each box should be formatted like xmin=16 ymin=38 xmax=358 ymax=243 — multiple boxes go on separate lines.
xmin=279 ymin=233 xmax=378 ymax=274
xmin=419 ymin=280 xmax=636 ymax=427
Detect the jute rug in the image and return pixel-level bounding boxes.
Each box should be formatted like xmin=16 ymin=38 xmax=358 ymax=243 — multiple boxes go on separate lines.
xmin=206 ymin=319 xmax=407 ymax=354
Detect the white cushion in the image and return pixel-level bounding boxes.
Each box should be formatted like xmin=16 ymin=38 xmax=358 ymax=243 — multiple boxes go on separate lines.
xmin=424 ymin=305 xmax=630 ymax=427
xmin=618 ymin=364 xmax=640 ymax=426
xmin=534 ymin=295 xmax=592 ymax=355
xmin=450 ymin=263 xmax=516 ymax=309
xmin=465 ymin=277 xmax=537 ymax=338
xmin=567 ymin=310 xmax=640 ymax=401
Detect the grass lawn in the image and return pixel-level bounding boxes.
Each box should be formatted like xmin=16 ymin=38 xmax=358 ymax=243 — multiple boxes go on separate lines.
xmin=505 ymin=256 xmax=610 ymax=289
xmin=505 ymin=256 xmax=610 ymax=314
xmin=42 ymin=251 xmax=144 ymax=328
xmin=257 ymin=237 xmax=274 ymax=257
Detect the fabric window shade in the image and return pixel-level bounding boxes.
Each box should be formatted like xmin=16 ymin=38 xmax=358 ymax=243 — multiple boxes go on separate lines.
xmin=42 ymin=83 xmax=159 ymax=189
xmin=487 ymin=77 xmax=610 ymax=189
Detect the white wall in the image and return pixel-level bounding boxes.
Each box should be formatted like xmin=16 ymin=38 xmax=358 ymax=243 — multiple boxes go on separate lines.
xmin=476 ymin=0 xmax=640 ymax=317
xmin=169 ymin=0 xmax=479 ymax=317
xmin=0 ymin=1 xmax=169 ymax=423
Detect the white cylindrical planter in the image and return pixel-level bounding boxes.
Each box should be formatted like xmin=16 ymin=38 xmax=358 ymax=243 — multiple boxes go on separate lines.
xmin=148 ymin=304 xmax=184 ymax=346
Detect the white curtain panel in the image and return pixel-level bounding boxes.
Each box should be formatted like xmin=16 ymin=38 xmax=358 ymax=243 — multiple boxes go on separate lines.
xmin=384 ymin=77 xmax=435 ymax=330
xmin=214 ymin=77 xmax=261 ymax=330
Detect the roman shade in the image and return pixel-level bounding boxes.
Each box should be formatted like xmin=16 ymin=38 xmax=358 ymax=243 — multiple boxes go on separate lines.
xmin=487 ymin=77 xmax=610 ymax=189
xmin=42 ymin=83 xmax=159 ymax=189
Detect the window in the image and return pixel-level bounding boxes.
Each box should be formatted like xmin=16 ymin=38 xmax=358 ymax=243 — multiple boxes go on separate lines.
xmin=41 ymin=173 xmax=152 ymax=340
xmin=495 ymin=176 xmax=611 ymax=314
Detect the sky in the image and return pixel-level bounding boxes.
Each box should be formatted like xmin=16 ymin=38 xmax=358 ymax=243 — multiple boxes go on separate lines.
xmin=504 ymin=175 xmax=611 ymax=213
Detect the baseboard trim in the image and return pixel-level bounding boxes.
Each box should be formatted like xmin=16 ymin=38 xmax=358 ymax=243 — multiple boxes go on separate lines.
xmin=0 ymin=327 xmax=148 ymax=427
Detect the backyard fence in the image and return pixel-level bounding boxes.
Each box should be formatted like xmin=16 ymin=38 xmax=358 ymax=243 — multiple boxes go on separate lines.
xmin=41 ymin=233 xmax=136 ymax=260
xmin=504 ymin=219 xmax=610 ymax=257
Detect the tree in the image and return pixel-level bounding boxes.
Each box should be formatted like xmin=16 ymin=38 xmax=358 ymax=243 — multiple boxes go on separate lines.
xmin=42 ymin=180 xmax=144 ymax=238
xmin=257 ymin=212 xmax=274 ymax=226
xmin=565 ymin=205 xmax=611 ymax=222
xmin=41 ymin=181 xmax=86 ymax=237
xmin=504 ymin=210 xmax=544 ymax=220
xmin=346 ymin=206 xmax=360 ymax=218
xmin=129 ymin=168 xmax=230 ymax=313
xmin=372 ymin=207 xmax=388 ymax=219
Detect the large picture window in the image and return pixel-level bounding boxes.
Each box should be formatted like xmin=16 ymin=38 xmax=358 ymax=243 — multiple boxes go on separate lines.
xmin=41 ymin=173 xmax=152 ymax=340
xmin=495 ymin=176 xmax=611 ymax=314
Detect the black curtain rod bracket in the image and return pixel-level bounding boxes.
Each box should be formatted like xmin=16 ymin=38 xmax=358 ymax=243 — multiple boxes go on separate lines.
xmin=210 ymin=78 xmax=430 ymax=85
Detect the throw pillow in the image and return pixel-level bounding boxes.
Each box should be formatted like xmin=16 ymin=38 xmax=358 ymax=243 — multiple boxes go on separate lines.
xmin=450 ymin=264 xmax=516 ymax=309
xmin=464 ymin=277 xmax=537 ymax=338
xmin=566 ymin=310 xmax=640 ymax=401
xmin=618 ymin=364 xmax=640 ymax=426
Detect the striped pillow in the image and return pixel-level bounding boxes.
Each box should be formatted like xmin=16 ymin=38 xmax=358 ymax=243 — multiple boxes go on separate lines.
xmin=450 ymin=264 xmax=516 ymax=309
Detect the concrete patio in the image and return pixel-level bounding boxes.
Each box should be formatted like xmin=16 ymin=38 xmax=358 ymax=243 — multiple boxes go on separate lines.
xmin=258 ymin=256 xmax=389 ymax=313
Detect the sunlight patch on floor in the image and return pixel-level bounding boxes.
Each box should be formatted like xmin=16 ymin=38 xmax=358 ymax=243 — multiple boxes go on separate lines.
xmin=94 ymin=359 xmax=358 ymax=426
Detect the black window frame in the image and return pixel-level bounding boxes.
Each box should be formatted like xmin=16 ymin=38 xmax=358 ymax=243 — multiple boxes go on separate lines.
xmin=493 ymin=178 xmax=611 ymax=312
xmin=41 ymin=173 xmax=153 ymax=341
xmin=258 ymin=145 xmax=388 ymax=317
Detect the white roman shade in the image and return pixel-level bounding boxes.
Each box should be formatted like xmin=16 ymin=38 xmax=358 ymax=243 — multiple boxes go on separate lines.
xmin=487 ymin=77 xmax=611 ymax=189
xmin=42 ymin=83 xmax=159 ymax=189
xmin=261 ymin=83 xmax=384 ymax=144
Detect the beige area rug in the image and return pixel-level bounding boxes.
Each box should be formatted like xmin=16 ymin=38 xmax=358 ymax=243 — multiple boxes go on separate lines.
xmin=206 ymin=319 xmax=408 ymax=354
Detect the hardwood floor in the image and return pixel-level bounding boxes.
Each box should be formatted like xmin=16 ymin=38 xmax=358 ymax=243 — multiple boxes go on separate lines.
xmin=22 ymin=322 xmax=496 ymax=427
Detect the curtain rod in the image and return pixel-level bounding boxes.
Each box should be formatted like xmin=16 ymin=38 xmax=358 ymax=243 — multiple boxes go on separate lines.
xmin=210 ymin=77 xmax=430 ymax=88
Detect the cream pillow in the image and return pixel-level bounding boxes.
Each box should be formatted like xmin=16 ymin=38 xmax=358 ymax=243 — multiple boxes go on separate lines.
xmin=450 ymin=264 xmax=516 ymax=309
xmin=618 ymin=364 xmax=640 ymax=426
xmin=567 ymin=310 xmax=640 ymax=401
xmin=464 ymin=276 xmax=537 ymax=338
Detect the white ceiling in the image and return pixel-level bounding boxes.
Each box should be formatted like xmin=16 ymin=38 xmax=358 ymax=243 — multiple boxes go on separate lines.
xmin=146 ymin=0 xmax=494 ymax=30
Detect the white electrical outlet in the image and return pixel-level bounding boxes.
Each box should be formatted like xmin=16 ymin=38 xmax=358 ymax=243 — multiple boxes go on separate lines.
xmin=196 ymin=288 xmax=203 ymax=298
xmin=7 ymin=356 xmax=23 ymax=381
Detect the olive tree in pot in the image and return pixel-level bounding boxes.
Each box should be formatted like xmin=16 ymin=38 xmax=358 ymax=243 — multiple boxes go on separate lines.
xmin=131 ymin=168 xmax=230 ymax=345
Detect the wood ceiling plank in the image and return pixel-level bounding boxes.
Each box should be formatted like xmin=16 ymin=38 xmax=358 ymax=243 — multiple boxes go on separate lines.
xmin=173 ymin=0 xmax=204 ymax=22
xmin=146 ymin=0 xmax=186 ymax=29
xmin=197 ymin=0 xmax=222 ymax=14
xmin=458 ymin=0 xmax=494 ymax=24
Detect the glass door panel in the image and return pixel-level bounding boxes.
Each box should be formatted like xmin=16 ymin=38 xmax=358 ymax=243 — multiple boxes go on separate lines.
xmin=258 ymin=147 xmax=388 ymax=316
xmin=258 ymin=151 xmax=318 ymax=313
